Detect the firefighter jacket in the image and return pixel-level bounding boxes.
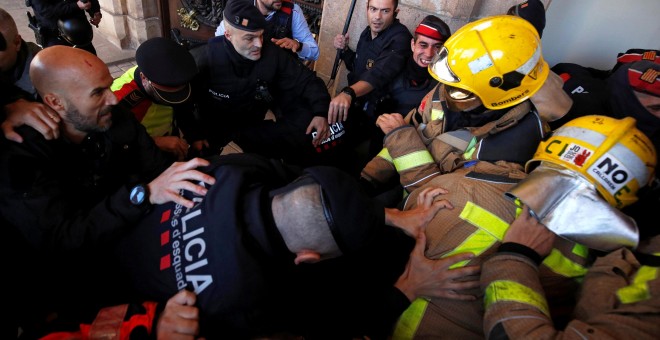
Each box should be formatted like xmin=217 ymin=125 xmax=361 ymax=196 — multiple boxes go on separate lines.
xmin=481 ymin=235 xmax=660 ymax=339
xmin=361 ymin=83 xmax=545 ymax=195
xmin=392 ymin=163 xmax=591 ymax=339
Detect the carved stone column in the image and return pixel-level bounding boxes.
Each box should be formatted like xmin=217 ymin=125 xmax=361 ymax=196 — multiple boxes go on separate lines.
xmin=96 ymin=0 xmax=161 ymax=49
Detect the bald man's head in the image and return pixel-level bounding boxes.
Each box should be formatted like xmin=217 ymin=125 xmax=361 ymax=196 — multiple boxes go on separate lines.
xmin=30 ymin=46 xmax=118 ymax=142
xmin=0 ymin=8 xmax=21 ymax=72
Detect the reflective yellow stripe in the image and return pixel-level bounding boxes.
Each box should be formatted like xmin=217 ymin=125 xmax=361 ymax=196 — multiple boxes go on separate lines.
xmin=442 ymin=202 xmax=509 ymax=269
xmin=463 ymin=137 xmax=478 ymax=159
xmin=572 ymin=244 xmax=589 ymax=258
xmin=617 ymin=266 xmax=659 ymax=304
xmin=514 ymin=198 xmax=523 ymax=217
xmin=378 ymin=148 xmax=393 ymax=163
xmin=542 ymin=248 xmax=588 ymax=278
xmin=393 ymin=150 xmax=434 ymax=172
xmin=431 ymin=108 xmax=444 ymax=121
xmin=485 ymin=280 xmax=550 ymax=317
xmin=392 ymin=298 xmax=428 ymax=340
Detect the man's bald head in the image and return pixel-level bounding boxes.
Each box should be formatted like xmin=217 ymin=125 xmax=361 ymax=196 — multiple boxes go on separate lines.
xmin=0 ymin=8 xmax=21 ymax=72
xmin=30 ymin=46 xmax=117 ymax=142
xmin=30 ymin=45 xmax=107 ymax=97
xmin=0 ymin=8 xmax=18 ymax=38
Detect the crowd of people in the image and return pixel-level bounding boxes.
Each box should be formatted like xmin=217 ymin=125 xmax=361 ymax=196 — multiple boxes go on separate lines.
xmin=1 ymin=0 xmax=659 ymax=339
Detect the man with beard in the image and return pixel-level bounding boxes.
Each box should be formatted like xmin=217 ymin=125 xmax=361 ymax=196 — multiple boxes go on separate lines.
xmin=0 ymin=46 xmax=215 ymax=336
xmin=328 ymin=0 xmax=412 ymax=165
xmin=214 ymin=0 xmax=319 ymax=61
xmin=193 ymin=0 xmax=330 ymax=167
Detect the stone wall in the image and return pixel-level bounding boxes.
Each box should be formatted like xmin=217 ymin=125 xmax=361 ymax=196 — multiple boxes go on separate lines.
xmin=96 ymin=0 xmax=161 ymax=49
xmin=317 ymin=0 xmax=551 ymax=94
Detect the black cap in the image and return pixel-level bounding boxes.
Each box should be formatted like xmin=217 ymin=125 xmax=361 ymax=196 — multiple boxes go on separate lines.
xmin=136 ymin=37 xmax=197 ymax=104
xmin=508 ymin=0 xmax=546 ymax=38
xmin=303 ymin=167 xmax=385 ymax=254
xmin=414 ymin=15 xmax=451 ymax=43
xmin=223 ymin=0 xmax=267 ymax=32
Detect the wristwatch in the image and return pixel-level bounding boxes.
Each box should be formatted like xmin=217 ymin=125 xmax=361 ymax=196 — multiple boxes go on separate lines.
xmin=294 ymin=38 xmax=303 ymax=51
xmin=340 ymin=86 xmax=356 ymax=102
xmin=129 ymin=184 xmax=149 ymax=206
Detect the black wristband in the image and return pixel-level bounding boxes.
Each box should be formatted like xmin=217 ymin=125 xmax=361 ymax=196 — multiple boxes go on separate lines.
xmin=294 ymin=38 xmax=303 ymax=51
xmin=498 ymin=242 xmax=544 ymax=266
xmin=340 ymin=86 xmax=356 ymax=102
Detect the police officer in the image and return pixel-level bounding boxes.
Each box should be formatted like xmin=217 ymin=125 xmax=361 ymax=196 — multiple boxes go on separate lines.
xmin=0 ymin=7 xmax=59 ymax=144
xmin=215 ymin=0 xmax=320 ymax=61
xmin=29 ymin=0 xmax=101 ymax=54
xmin=112 ymin=37 xmax=203 ymax=161
xmin=0 ymin=46 xmax=214 ymax=335
xmin=193 ymin=0 xmax=331 ymax=167
xmin=377 ymin=15 xmax=450 ymax=118
xmin=329 ymin=0 xmax=412 ymax=164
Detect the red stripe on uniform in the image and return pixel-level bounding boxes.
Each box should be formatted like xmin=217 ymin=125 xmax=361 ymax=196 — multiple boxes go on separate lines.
xmin=160 ymin=254 xmax=171 ymax=270
xmin=161 ymin=210 xmax=171 ymax=223
xmin=161 ymin=230 xmax=170 ymax=246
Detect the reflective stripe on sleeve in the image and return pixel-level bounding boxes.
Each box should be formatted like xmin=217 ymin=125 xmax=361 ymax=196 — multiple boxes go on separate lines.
xmin=442 ymin=201 xmax=509 ymax=269
xmin=392 ymin=150 xmax=434 ymax=172
xmin=617 ymin=266 xmax=659 ymax=304
xmin=542 ymin=248 xmax=588 ymax=278
xmin=392 ymin=298 xmax=429 ymax=340
xmin=378 ymin=148 xmax=393 ymax=163
xmin=484 ymin=280 xmax=550 ymax=317
xmin=431 ymin=108 xmax=444 ymax=121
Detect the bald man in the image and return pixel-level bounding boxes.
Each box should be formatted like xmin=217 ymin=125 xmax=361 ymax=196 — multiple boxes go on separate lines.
xmin=0 ymin=7 xmax=59 ymax=143
xmin=0 ymin=46 xmax=215 ymax=327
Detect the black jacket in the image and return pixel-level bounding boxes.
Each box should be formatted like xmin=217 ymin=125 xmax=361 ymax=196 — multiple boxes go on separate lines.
xmin=341 ymin=20 xmax=412 ymax=106
xmin=30 ymin=0 xmax=100 ymax=31
xmin=114 ymin=154 xmax=301 ymax=338
xmin=0 ymin=107 xmax=169 ymax=251
xmin=1 ymin=107 xmax=170 ymax=333
xmin=193 ymin=37 xmax=330 ymax=148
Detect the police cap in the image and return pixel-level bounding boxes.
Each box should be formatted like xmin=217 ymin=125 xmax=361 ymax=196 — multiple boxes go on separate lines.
xmin=414 ymin=15 xmax=451 ymax=43
xmin=136 ymin=37 xmax=197 ymax=104
xmin=223 ymin=0 xmax=267 ymax=32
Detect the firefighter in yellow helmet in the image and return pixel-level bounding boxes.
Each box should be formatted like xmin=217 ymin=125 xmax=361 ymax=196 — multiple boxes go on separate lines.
xmin=361 ymin=15 xmax=571 ymax=197
xmin=481 ymin=115 xmax=659 ymax=340
xmin=357 ymin=15 xmax=578 ymax=338
xmin=392 ymin=115 xmax=656 ymax=339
